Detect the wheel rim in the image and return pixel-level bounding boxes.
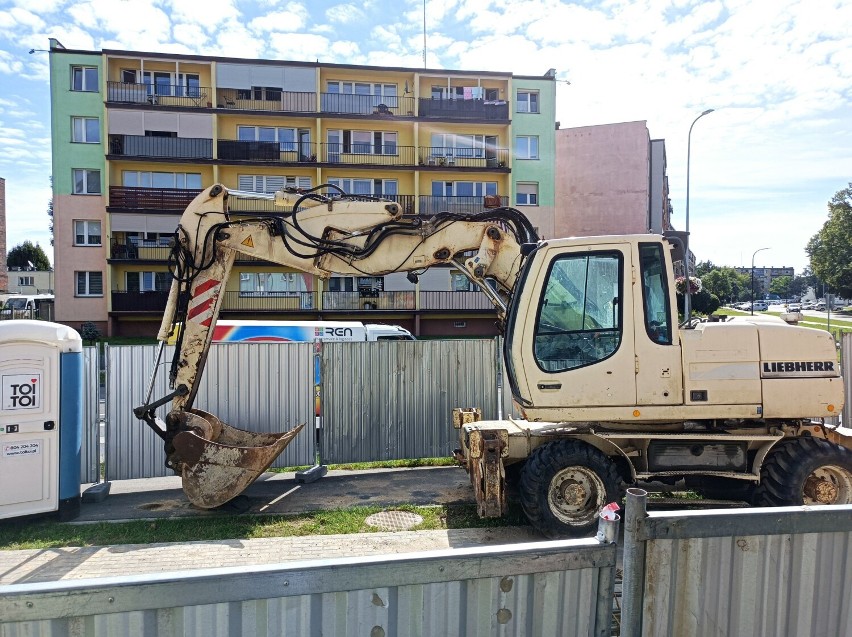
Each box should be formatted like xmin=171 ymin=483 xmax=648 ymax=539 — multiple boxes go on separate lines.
xmin=547 ymin=465 xmax=607 ymax=526
xmin=803 ymin=464 xmax=852 ymax=505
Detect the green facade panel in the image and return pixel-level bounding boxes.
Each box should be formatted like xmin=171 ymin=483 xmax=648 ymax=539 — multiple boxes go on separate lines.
xmin=511 ymin=77 xmax=556 ymax=208
xmin=50 ymin=50 xmax=105 ymax=196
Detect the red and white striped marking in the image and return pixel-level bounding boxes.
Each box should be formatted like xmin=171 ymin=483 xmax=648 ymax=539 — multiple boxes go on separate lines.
xmin=187 ymin=279 xmax=220 ymax=327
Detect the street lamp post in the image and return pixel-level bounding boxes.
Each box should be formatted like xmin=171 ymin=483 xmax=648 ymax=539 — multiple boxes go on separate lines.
xmin=684 ymin=108 xmax=715 ymax=324
xmin=751 ymin=247 xmax=770 ymax=315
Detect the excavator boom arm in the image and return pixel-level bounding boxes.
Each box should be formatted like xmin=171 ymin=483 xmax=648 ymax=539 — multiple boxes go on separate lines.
xmin=137 ymin=184 xmax=535 ymax=508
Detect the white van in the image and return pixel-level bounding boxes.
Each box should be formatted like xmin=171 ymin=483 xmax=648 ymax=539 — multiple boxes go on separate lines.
xmin=169 ymin=320 xmax=415 ymax=344
xmin=0 ymin=294 xmax=54 ymax=319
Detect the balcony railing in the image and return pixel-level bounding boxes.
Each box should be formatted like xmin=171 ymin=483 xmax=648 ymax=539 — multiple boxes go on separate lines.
xmin=111 ymin=290 xmax=169 ymax=312
xmin=222 ymin=291 xmax=318 ymax=312
xmin=419 ymin=291 xmax=495 ymax=311
xmin=418 ymin=147 xmax=509 ymax=169
xmin=320 ymin=144 xmax=416 ymax=166
xmin=216 ymin=89 xmax=316 ymax=112
xmin=110 ymin=242 xmax=172 ymax=261
xmin=218 ymin=140 xmax=318 ymax=163
xmin=323 ymin=291 xmax=415 ymax=311
xmin=109 ymin=135 xmax=213 ymax=159
xmin=418 ymin=195 xmax=509 ymax=215
xmin=107 ymin=82 xmax=212 ymax=108
xmin=320 ymin=93 xmax=416 ymax=117
xmin=109 ymin=186 xmax=201 ymax=211
xmin=418 ymin=98 xmax=509 ymax=120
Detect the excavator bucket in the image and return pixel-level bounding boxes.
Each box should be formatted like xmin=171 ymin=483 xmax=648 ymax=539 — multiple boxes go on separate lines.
xmin=170 ymin=409 xmax=305 ymax=509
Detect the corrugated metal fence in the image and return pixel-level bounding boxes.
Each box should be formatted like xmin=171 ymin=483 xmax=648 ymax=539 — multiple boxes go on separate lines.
xmin=80 ymin=346 xmax=101 ymax=483
xmin=0 ymin=538 xmax=618 ymax=637
xmin=104 ymin=343 xmax=316 ymax=479
xmin=103 ymin=339 xmax=510 ymax=479
xmin=321 ymin=340 xmax=506 ymax=464
xmin=621 ymin=492 xmax=852 ymax=637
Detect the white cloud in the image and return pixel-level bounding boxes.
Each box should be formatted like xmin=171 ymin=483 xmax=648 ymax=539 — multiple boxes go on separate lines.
xmin=326 ymin=4 xmax=365 ymax=24
xmin=248 ymin=4 xmax=311 ymax=34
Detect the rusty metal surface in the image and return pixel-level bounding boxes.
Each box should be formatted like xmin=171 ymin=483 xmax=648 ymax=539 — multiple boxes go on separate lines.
xmin=175 ymin=418 xmax=305 ymax=509
xmin=469 ymin=429 xmax=508 ymax=518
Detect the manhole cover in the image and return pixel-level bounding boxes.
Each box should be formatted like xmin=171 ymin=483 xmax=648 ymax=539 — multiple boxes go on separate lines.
xmin=364 ymin=510 xmax=424 ymax=531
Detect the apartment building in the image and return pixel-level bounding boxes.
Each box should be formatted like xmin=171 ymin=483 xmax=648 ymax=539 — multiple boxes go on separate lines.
xmin=47 ymin=40 xmax=556 ymax=337
xmin=733 ymin=266 xmax=795 ymax=296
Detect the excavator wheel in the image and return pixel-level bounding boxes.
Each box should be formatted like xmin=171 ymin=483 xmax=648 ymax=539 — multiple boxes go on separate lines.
xmin=753 ymin=437 xmax=852 ymax=507
xmin=519 ymin=439 xmax=622 ymax=539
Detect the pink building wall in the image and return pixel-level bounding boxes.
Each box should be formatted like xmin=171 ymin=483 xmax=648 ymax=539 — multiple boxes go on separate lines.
xmin=554 ymin=121 xmax=651 ymax=238
xmin=53 ymin=193 xmax=108 ymax=329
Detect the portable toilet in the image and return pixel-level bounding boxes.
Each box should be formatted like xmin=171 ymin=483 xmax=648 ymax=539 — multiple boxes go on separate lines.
xmin=0 ymin=320 xmax=83 ymax=521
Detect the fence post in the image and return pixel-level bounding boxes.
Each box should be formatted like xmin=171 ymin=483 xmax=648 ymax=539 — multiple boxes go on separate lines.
xmin=621 ymin=487 xmax=648 ymax=637
xmin=842 ymin=332 xmax=851 ymax=429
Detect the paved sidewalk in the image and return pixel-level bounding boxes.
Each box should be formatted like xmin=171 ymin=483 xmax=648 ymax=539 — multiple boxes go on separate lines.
xmin=1 ymin=466 xmax=543 ymax=586
xmin=0 ymin=527 xmax=541 ymax=585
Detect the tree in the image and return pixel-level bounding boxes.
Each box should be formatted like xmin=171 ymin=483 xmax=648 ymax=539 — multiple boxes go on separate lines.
xmin=806 ymin=183 xmax=852 ymax=299
xmin=7 ymin=241 xmax=51 ymax=270
xmin=769 ymin=276 xmax=792 ymax=298
xmin=701 ymin=267 xmax=750 ymax=304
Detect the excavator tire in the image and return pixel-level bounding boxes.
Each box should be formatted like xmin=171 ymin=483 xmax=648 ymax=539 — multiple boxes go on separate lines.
xmin=753 ymin=437 xmax=852 ymax=507
xmin=519 ymin=439 xmax=622 ymax=539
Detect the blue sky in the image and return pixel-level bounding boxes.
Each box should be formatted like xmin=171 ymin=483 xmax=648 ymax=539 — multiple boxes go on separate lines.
xmin=1 ymin=0 xmax=851 ymax=274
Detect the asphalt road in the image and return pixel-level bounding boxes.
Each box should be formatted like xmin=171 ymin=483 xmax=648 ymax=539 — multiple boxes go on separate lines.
xmin=77 ymin=465 xmax=477 ymax=523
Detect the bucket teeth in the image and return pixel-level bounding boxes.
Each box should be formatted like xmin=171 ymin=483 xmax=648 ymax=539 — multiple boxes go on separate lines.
xmin=169 ymin=409 xmax=305 ymax=509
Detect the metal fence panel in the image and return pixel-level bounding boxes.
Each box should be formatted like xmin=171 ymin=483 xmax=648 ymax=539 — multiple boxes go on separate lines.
xmin=105 ymin=343 xmax=315 ymax=480
xmin=625 ymin=496 xmax=852 ymax=637
xmin=0 ymin=539 xmax=617 ymax=637
xmin=80 ymin=345 xmax=101 ymax=483
xmin=321 ymin=340 xmax=501 ymax=464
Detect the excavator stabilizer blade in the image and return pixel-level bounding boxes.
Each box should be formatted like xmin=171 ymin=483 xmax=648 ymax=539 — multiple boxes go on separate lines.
xmin=171 ymin=409 xmax=306 ymax=508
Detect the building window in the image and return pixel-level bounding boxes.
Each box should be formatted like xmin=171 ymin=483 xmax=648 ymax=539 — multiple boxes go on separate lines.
xmin=76 ymin=271 xmax=103 ymax=297
xmin=73 ymin=169 xmax=101 ymax=195
xmin=431 ymin=181 xmax=497 ymax=197
xmin=516 ymin=91 xmax=539 ymax=113
xmin=237 ymin=125 xmax=309 ymax=152
xmin=122 ymin=171 xmax=202 ymax=189
xmin=327 ymin=178 xmax=397 ymax=196
xmin=126 ymin=271 xmax=170 ymax=292
xmin=515 ymin=136 xmax=539 ymax=159
xmin=451 ymin=271 xmax=481 ymax=292
xmin=326 ymin=130 xmax=398 ymax=156
xmin=18 ymin=276 xmax=34 ymax=287
xmin=239 ymin=272 xmax=306 ymax=295
xmin=124 ymin=232 xmax=173 ymax=247
xmin=74 ymin=220 xmax=102 ymax=246
xmin=71 ymin=66 xmax=98 ymax=92
xmin=516 ymin=183 xmax=539 ymax=206
xmin=237 ymin=175 xmax=312 ymax=193
xmin=72 ymin=117 xmax=100 ymax=143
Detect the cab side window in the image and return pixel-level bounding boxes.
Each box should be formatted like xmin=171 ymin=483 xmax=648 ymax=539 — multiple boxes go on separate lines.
xmin=534 ymin=252 xmax=622 ymax=372
xmin=639 ymin=243 xmax=672 ymax=345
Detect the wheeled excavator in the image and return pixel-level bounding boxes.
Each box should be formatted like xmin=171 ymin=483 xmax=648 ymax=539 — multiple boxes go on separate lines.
xmin=136 ymin=184 xmax=852 ymax=538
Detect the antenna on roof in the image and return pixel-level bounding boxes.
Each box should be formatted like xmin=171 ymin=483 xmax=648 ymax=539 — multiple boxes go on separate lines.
xmin=423 ymin=0 xmax=427 ymax=68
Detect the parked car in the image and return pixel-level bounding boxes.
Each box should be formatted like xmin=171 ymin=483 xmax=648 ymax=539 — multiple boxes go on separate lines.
xmin=751 ymin=301 xmax=769 ymax=312
xmin=787 ymin=303 xmax=802 ymax=312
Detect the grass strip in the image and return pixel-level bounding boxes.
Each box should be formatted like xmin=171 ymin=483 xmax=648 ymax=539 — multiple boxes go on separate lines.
xmin=0 ymin=503 xmax=529 ymax=551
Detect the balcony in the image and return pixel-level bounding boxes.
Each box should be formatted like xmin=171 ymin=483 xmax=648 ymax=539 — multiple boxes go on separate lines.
xmin=110 ymin=242 xmax=171 ymax=261
xmin=218 ymin=139 xmax=318 ymax=163
xmin=320 ymin=93 xmax=416 ymax=117
xmin=216 ymin=89 xmax=316 ymax=112
xmin=222 ymin=291 xmax=317 ymax=312
xmin=418 ymin=98 xmax=509 ymax=121
xmin=320 ymin=144 xmax=416 ymax=167
xmin=418 ymin=195 xmax=509 ymax=216
xmin=419 ymin=291 xmax=495 ymax=311
xmin=109 ymin=186 xmax=201 ymax=211
xmin=418 ymin=147 xmax=509 ymax=169
xmin=323 ymin=291 xmax=415 ymax=311
xmin=107 ymin=82 xmax=212 ymax=108
xmin=111 ymin=290 xmax=169 ymax=312
xmin=109 ymin=135 xmax=213 ymax=160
